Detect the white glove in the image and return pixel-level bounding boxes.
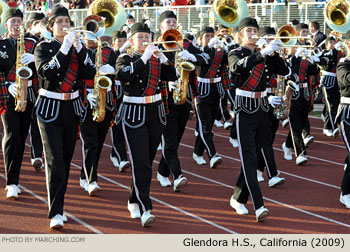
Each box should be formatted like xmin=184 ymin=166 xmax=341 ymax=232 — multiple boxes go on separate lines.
xmin=20 ymin=53 xmax=35 ymax=65
xmin=99 ymin=64 xmax=116 ymax=75
xmin=141 ymin=45 xmax=159 ymax=64
xmin=119 ymin=40 xmax=131 ymax=53
xmin=178 ymin=50 xmax=197 ymax=62
xmin=153 ymin=51 xmax=168 ymax=64
xmin=335 ymin=42 xmax=342 ymax=50
xmin=73 ymin=33 xmax=83 ymax=53
xmin=260 ymin=39 xmax=283 ymax=56
xmin=168 ymin=81 xmax=178 ymax=91
xmin=208 ymin=37 xmax=220 ymax=48
xmin=8 ymin=83 xmax=17 ymax=98
xmin=60 ymin=32 xmax=76 ymax=55
xmin=309 ymin=55 xmax=320 ymax=64
xmin=303 ymin=49 xmax=310 ymax=57
xmin=87 ymin=91 xmax=97 ymax=109
xmin=295 ymin=47 xmax=305 ymax=58
xmin=257 ymin=38 xmax=267 ymax=49
xmin=268 ymin=95 xmax=282 ymax=108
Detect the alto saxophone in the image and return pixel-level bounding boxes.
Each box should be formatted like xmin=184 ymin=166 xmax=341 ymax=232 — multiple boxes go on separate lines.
xmin=15 ymin=26 xmax=33 ymax=112
xmin=173 ymin=51 xmax=195 ymax=105
xmin=273 ymin=75 xmax=299 ymax=120
xmin=92 ymin=38 xmax=112 ymax=122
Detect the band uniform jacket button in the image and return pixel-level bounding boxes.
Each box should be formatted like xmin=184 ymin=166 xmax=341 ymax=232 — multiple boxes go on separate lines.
xmin=57 ymin=73 xmax=60 ymax=76
xmin=140 ymin=80 xmax=142 ymax=83
xmin=3 ymin=45 xmax=5 ymax=48
xmin=49 ymin=49 xmax=53 ymax=53
xmin=265 ymin=69 xmax=268 ymax=72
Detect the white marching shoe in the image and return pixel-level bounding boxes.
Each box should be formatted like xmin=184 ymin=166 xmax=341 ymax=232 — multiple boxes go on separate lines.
xmin=296 ymin=154 xmax=308 ymax=165
xmin=110 ymin=154 xmax=119 ymax=168
xmin=5 ymin=184 xmax=21 ymax=200
xmin=229 ymin=137 xmax=239 ymax=148
xmin=141 ymin=210 xmax=155 ymax=227
xmin=323 ymin=129 xmax=333 ymax=137
xmin=194 ymin=130 xmax=198 ymax=137
xmin=230 ymin=196 xmax=248 ymax=215
xmin=321 ymin=113 xmax=325 ymax=122
xmin=257 ymin=170 xmax=264 ymax=182
xmin=88 ymin=182 xmax=101 ymax=196
xmin=340 ymin=193 xmax=350 ymax=208
xmin=157 ymin=172 xmax=171 ymax=187
xmin=268 ymin=176 xmax=285 ymax=187
xmin=31 ymin=157 xmax=44 ymax=172
xmin=173 ymin=175 xmax=187 ymax=192
xmin=303 ymin=135 xmax=314 ymax=147
xmin=281 ymin=118 xmax=289 ymax=128
xmin=157 ymin=144 xmax=162 ymax=151
xmin=214 ymin=120 xmax=224 ymax=127
xmin=127 ymin=201 xmax=141 ymax=219
xmin=50 ymin=214 xmax=64 ymax=230
xmin=282 ymin=142 xmax=292 ymax=161
xmin=79 ymin=178 xmax=88 ymax=192
xmin=210 ymin=155 xmax=222 ymax=169
xmin=255 ymin=206 xmax=269 ymax=222
xmin=119 ymin=161 xmax=130 ymax=172
xmin=61 ymin=214 xmax=68 ymax=223
xmin=224 ymin=121 xmax=232 ymax=129
xmin=193 ymin=153 xmax=206 ymax=165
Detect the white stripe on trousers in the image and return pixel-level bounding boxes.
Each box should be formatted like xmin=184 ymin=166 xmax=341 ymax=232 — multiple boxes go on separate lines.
xmin=110 ymin=128 xmax=122 ymax=163
xmin=194 ymin=98 xmax=214 ymax=157
xmin=80 ymin=134 xmax=90 ymax=184
xmin=122 ymin=121 xmax=146 ymax=213
xmin=236 ymin=113 xmax=257 ymax=210
xmin=261 ymin=148 xmax=272 ymax=179
xmin=323 ymin=86 xmax=335 ymax=130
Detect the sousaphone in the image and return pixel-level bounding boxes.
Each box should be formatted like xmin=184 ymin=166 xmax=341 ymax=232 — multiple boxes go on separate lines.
xmin=0 ymin=1 xmax=9 ymax=35
xmin=88 ymin=0 xmax=127 ymax=36
xmin=213 ymin=0 xmax=249 ymax=28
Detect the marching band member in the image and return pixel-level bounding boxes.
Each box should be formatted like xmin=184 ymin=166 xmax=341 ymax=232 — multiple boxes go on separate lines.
xmin=115 ymin=22 xmax=177 ymax=227
xmin=26 ymin=12 xmax=45 ymax=172
xmin=155 ymin=10 xmax=207 ymax=191
xmin=192 ymin=26 xmax=230 ymax=169
xmin=109 ymin=30 xmax=131 ymax=172
xmin=78 ymin=25 xmax=119 ymax=196
xmin=214 ymin=24 xmax=233 ymax=130
xmin=255 ymin=26 xmax=286 ymax=187
xmin=0 ymin=8 xmax=38 ymax=199
xmin=282 ymin=44 xmax=320 ymax=165
xmin=335 ymin=50 xmax=350 ymax=209
xmin=228 ymin=17 xmax=290 ymax=221
xmin=34 ymin=5 xmax=95 ymax=229
xmin=320 ymin=36 xmax=343 ymax=137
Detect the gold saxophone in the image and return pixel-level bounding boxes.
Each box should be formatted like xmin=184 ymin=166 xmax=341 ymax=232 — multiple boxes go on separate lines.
xmin=173 ymin=52 xmax=195 ymax=105
xmin=15 ymin=26 xmax=33 ymax=112
xmin=92 ymin=37 xmax=112 ymax=122
xmin=273 ymin=75 xmax=299 ymax=120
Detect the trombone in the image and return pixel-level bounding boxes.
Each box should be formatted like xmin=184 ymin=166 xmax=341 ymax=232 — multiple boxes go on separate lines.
xmin=142 ymin=41 xmax=182 ymax=53
xmin=143 ymin=28 xmax=184 ymax=53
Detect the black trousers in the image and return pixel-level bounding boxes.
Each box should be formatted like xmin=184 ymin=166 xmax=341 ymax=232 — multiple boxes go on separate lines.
xmin=80 ymin=108 xmax=113 ymax=183
xmin=228 ymin=88 xmax=237 ymax=140
xmin=286 ymin=91 xmax=309 ymax=157
xmin=122 ymin=101 xmax=165 ymax=213
xmin=233 ymin=106 xmax=267 ymax=210
xmin=323 ymin=86 xmax=340 ymax=130
xmin=111 ymin=101 xmax=127 ymax=163
xmin=1 ymin=97 xmax=33 ymax=185
xmin=29 ymin=111 xmax=43 ymax=160
xmin=194 ymin=84 xmax=221 ymax=159
xmin=339 ymin=120 xmax=350 ymax=195
xmin=158 ymin=95 xmax=191 ymax=179
xmin=302 ymin=119 xmax=311 ymax=139
xmin=216 ymin=91 xmax=231 ymax=122
xmin=257 ymin=103 xmax=279 ymax=178
xmin=37 ymin=101 xmax=79 ymax=218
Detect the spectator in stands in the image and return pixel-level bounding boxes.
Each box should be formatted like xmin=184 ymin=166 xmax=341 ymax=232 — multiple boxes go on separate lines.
xmin=73 ymin=0 xmax=86 ymax=9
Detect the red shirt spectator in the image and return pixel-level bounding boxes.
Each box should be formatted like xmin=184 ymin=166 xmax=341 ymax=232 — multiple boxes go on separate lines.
xmin=7 ymin=0 xmax=18 ymax=8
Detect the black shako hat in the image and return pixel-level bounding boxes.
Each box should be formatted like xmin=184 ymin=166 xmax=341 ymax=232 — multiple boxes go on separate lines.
xmin=160 ymin=10 xmax=177 ymax=24
xmin=259 ymin=26 xmax=276 ymax=37
xmin=200 ymin=26 xmax=214 ymax=37
xmin=113 ymin=30 xmax=127 ymax=40
xmin=296 ymin=23 xmax=308 ymax=31
xmin=29 ymin=12 xmax=45 ymax=22
xmin=238 ymin=17 xmax=259 ymax=31
xmin=5 ymin=8 xmax=23 ymax=22
xmin=49 ymin=5 xmax=70 ymax=22
xmin=130 ymin=23 xmax=151 ymax=36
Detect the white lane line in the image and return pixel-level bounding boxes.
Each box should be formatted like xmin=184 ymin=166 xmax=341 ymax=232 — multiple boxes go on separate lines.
xmin=69 ymin=162 xmax=237 ymax=234
xmin=0 ymin=172 xmax=103 ymax=234
xmin=103 ymin=143 xmax=350 ymax=229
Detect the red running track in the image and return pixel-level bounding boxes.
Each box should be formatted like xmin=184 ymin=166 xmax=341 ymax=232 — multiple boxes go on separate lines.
xmin=0 ymin=116 xmax=349 ymax=234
